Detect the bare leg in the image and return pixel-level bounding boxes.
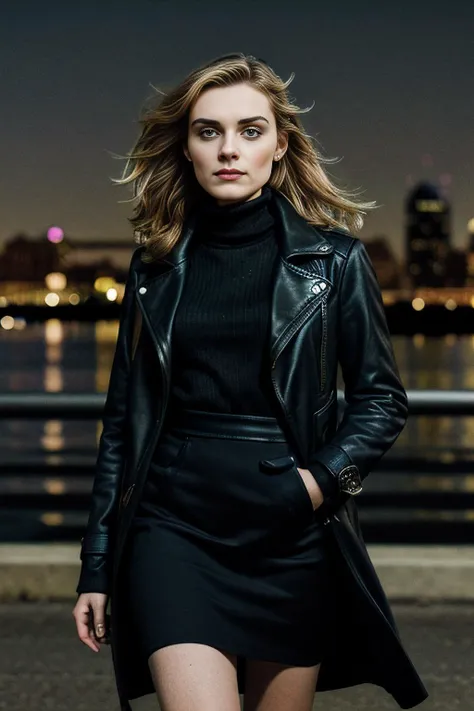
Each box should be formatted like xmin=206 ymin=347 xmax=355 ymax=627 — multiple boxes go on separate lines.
xmin=148 ymin=642 xmax=241 ymax=711
xmin=244 ymin=659 xmax=321 ymax=711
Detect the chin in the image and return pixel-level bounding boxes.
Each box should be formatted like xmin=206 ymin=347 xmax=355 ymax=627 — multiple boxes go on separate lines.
xmin=206 ymin=183 xmax=262 ymax=205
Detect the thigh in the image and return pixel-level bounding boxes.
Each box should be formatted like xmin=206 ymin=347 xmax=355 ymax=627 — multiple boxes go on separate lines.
xmin=148 ymin=642 xmax=241 ymax=711
xmin=244 ymin=659 xmax=321 ymax=711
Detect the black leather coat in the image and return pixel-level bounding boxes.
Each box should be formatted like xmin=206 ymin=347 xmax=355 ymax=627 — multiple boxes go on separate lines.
xmin=78 ymin=189 xmax=428 ymax=709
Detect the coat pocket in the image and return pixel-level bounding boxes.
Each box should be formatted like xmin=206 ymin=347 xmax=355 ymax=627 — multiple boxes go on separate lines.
xmin=287 ymin=462 xmax=315 ymax=520
xmin=150 ymin=431 xmax=191 ymax=474
xmin=260 ymin=454 xmax=314 ymax=525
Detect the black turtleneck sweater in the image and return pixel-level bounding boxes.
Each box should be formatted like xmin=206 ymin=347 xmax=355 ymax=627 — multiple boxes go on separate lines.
xmin=168 ymin=185 xmax=280 ymax=417
xmin=166 ymin=185 xmax=339 ymax=508
xmin=75 ymin=187 xmax=339 ymax=595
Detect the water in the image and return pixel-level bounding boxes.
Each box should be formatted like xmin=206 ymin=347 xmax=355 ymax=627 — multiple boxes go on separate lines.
xmin=1 ymin=321 xmax=473 ymax=541
xmin=395 ymin=333 xmax=474 ymax=457
xmin=0 ymin=320 xmax=117 ymax=466
xmin=1 ymin=321 xmax=474 ymax=460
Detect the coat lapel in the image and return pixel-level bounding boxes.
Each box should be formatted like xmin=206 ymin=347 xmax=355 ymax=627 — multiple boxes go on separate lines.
xmin=133 ymin=213 xmax=196 ymax=381
xmin=266 ymin=191 xmax=335 ymax=366
xmin=134 ymin=189 xmax=335 ymax=394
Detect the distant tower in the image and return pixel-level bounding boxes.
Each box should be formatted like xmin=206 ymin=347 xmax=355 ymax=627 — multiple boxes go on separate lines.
xmin=405 ymin=182 xmax=451 ymax=287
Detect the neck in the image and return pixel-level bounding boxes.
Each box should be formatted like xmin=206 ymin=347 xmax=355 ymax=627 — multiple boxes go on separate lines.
xmin=196 ymin=185 xmax=275 ymax=248
xmin=215 ymin=188 xmax=262 ymax=207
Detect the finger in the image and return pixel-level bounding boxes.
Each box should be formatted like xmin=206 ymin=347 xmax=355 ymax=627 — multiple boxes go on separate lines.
xmin=93 ymin=622 xmax=109 ymax=645
xmin=75 ymin=605 xmax=99 ymax=652
xmin=98 ymin=614 xmax=111 ymax=644
xmin=90 ymin=602 xmax=106 ymax=643
xmin=87 ymin=617 xmax=101 ymax=650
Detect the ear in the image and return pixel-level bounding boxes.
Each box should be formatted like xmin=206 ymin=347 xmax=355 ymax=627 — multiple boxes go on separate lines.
xmin=275 ymin=131 xmax=289 ymax=160
xmin=183 ymin=144 xmax=192 ymax=162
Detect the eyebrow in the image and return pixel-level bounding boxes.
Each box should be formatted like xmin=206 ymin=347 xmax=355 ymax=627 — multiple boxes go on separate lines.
xmin=191 ymin=115 xmax=270 ymax=127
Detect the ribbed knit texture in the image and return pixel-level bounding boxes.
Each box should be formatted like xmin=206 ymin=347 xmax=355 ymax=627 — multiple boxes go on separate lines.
xmin=168 ymin=186 xmax=281 ymax=416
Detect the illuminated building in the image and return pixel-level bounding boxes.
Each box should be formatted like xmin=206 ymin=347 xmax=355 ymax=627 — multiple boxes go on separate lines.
xmin=364 ymin=236 xmax=401 ymax=289
xmin=405 ymin=182 xmax=451 ymax=287
xmin=0 ymin=233 xmax=130 ymax=305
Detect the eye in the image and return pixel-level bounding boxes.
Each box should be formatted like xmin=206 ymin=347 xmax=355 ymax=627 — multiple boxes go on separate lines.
xmin=198 ymin=127 xmax=263 ymax=140
xmin=243 ymin=127 xmax=262 ymax=138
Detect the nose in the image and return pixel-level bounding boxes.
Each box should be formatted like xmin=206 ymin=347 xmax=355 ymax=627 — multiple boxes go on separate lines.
xmin=218 ymin=134 xmax=240 ymax=162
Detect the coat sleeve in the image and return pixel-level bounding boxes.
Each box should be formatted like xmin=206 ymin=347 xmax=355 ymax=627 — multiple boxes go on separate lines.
xmin=308 ymin=238 xmax=408 ymax=510
xmin=76 ymin=247 xmax=141 ymax=595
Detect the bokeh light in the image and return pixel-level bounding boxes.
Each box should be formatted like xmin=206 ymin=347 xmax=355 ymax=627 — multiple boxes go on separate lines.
xmin=47 ymin=226 xmax=64 ymax=243
xmin=45 ymin=272 xmax=67 ymax=290
xmin=412 ymin=298 xmax=425 ymax=311
xmin=45 ymin=293 xmax=60 ymax=307
xmin=94 ymin=276 xmax=116 ymax=292
xmin=0 ymin=315 xmax=15 ymax=330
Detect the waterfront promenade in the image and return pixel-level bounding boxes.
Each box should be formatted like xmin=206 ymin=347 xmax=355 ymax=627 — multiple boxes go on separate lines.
xmin=0 ymin=601 xmax=472 ymax=710
xmin=0 ymin=543 xmax=473 ymax=710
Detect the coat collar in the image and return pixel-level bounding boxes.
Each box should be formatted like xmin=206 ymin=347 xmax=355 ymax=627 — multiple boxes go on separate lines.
xmin=270 ymin=189 xmax=334 ymax=261
xmin=155 ymin=187 xmax=334 ymax=270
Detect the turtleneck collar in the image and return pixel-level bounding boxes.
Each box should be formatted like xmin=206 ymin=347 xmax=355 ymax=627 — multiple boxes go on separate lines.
xmin=195 ymin=184 xmax=275 ymax=248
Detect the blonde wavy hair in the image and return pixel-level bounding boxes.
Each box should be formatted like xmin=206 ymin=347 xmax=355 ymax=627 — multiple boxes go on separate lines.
xmin=111 ymin=53 xmax=377 ymax=262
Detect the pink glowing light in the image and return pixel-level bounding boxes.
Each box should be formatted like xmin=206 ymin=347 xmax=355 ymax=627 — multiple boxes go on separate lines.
xmin=47 ymin=226 xmax=64 ymax=243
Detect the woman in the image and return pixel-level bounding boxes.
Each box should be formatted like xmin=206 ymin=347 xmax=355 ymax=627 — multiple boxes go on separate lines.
xmin=73 ymin=53 xmax=428 ymax=711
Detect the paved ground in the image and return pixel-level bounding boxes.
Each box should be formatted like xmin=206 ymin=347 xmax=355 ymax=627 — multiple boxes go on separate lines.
xmin=0 ymin=602 xmax=472 ymax=711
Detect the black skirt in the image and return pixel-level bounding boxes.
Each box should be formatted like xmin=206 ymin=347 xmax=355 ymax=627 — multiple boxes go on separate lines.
xmin=123 ymin=409 xmax=336 ymax=669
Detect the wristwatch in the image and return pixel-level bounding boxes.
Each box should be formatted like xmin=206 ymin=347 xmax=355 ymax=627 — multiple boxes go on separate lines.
xmin=337 ymin=465 xmax=363 ymax=495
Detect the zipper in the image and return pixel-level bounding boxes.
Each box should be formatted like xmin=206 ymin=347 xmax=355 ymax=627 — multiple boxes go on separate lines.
xmin=119 ymin=294 xmax=170 ymax=512
xmin=320 ymin=298 xmax=328 ymax=392
xmin=270 ymin=292 xmax=330 ymax=477
xmin=271 ymin=293 xmax=329 ymax=382
xmin=121 ymin=484 xmax=135 ymax=508
xmin=314 ymin=388 xmax=336 ymax=421
xmin=270 ymin=299 xmax=326 ymax=458
xmin=270 ymin=366 xmax=300 ymax=460
xmin=134 ymin=295 xmax=170 ymax=467
xmin=271 ymin=294 xmax=325 ymax=370
xmin=131 ymin=303 xmax=142 ymax=362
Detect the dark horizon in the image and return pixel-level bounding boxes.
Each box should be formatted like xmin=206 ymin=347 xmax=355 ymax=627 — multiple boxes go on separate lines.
xmin=2 ymin=1 xmax=473 ymax=259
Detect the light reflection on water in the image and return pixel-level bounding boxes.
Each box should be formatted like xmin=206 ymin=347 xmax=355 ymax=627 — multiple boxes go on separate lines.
xmin=1 ymin=323 xmax=474 ymax=460
xmin=0 ymin=320 xmax=119 ymax=464
xmin=392 ymin=334 xmax=474 ymax=456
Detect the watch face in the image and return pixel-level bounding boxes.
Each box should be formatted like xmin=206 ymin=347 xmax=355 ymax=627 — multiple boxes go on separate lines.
xmin=339 ymin=465 xmax=363 ymax=495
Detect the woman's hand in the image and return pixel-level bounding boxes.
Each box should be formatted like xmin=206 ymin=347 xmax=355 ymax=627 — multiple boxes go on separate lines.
xmin=296 ymin=467 xmax=325 ymax=510
xmin=72 ymin=592 xmax=109 ymax=652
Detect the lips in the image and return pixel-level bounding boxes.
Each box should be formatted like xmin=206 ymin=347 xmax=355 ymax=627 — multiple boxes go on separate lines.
xmin=215 ymin=170 xmax=245 ymax=175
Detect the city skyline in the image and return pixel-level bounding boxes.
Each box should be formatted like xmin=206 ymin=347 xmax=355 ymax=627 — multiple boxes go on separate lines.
xmin=2 ymin=1 xmax=473 ymax=260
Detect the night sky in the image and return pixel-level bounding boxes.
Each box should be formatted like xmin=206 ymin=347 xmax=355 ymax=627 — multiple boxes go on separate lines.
xmin=2 ymin=0 xmax=473 ymax=259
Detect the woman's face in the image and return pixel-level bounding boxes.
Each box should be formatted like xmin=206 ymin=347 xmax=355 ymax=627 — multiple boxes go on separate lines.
xmin=184 ymin=83 xmax=288 ymax=206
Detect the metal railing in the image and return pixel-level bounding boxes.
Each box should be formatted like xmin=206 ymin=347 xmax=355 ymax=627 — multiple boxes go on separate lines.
xmin=0 ymin=390 xmax=473 ymax=544
xmin=1 ymin=389 xmax=474 ymax=417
